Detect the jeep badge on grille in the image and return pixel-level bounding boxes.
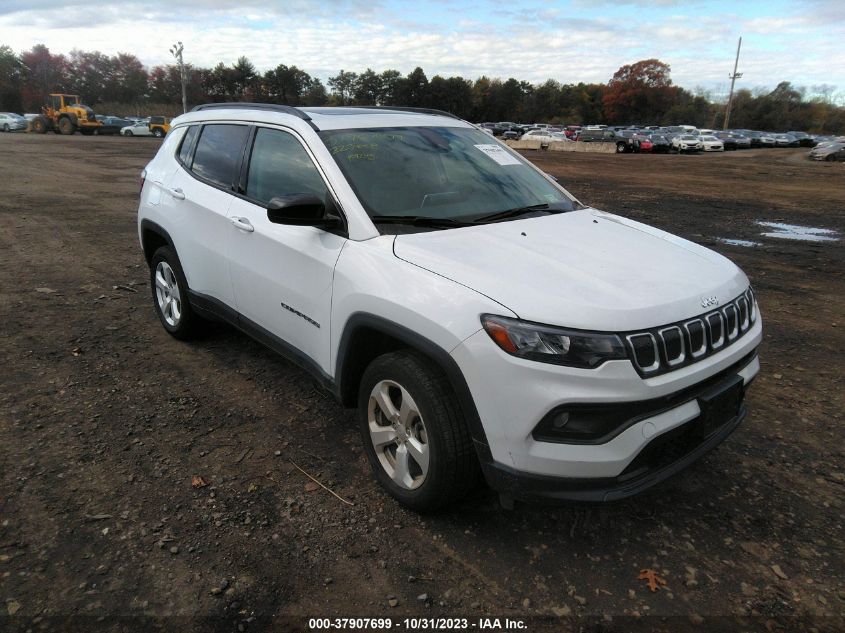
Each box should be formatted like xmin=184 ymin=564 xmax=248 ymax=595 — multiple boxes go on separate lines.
xmin=701 ymin=296 xmax=719 ymax=308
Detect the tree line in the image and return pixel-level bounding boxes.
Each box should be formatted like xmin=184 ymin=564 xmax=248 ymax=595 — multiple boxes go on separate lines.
xmin=1 ymin=44 xmax=843 ymax=133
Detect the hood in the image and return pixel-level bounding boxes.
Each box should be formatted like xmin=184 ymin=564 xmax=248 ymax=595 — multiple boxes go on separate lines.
xmin=393 ymin=209 xmax=749 ymax=331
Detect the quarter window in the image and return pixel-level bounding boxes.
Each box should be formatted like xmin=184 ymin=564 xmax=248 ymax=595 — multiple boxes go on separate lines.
xmin=191 ymin=124 xmax=250 ymax=189
xmin=246 ymin=128 xmax=328 ymax=205
xmin=177 ymin=125 xmax=199 ymax=166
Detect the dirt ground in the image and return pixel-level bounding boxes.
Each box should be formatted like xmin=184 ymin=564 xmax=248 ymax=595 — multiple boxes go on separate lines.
xmin=0 ymin=134 xmax=843 ymax=633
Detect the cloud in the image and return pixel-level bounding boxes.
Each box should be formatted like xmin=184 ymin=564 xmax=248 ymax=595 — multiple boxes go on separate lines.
xmin=0 ymin=0 xmax=842 ymax=94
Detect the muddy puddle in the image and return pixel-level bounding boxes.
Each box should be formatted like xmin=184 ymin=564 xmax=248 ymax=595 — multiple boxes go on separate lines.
xmin=757 ymin=221 xmax=839 ymax=242
xmin=717 ymin=238 xmax=762 ymax=247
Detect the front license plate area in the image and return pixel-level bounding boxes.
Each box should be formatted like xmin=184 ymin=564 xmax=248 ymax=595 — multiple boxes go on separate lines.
xmin=696 ymin=376 xmax=744 ymax=438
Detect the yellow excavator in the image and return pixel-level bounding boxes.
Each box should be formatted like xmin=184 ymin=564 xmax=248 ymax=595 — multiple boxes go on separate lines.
xmin=31 ymin=94 xmax=102 ymax=135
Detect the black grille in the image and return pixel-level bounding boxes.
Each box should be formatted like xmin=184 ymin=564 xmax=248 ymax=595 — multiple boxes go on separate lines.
xmin=625 ymin=288 xmax=757 ymax=377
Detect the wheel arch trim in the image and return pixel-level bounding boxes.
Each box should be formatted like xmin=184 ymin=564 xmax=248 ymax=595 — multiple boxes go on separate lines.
xmin=335 ymin=312 xmax=491 ymax=454
xmin=139 ymin=219 xmax=176 ymax=263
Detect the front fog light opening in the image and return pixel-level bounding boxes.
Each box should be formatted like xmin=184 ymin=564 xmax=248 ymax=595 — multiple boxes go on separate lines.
xmin=533 ymin=406 xmax=638 ymax=444
xmin=551 ymin=411 xmax=570 ymax=429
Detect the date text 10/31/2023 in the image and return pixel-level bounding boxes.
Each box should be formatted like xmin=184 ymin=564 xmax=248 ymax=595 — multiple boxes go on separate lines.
xmin=308 ymin=617 xmax=528 ymax=630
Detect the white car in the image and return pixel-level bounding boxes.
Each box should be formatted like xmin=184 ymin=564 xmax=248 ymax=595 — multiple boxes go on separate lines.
xmin=0 ymin=112 xmax=28 ymax=132
xmin=521 ymin=129 xmax=571 ymax=144
xmin=121 ymin=121 xmax=153 ymax=137
xmin=671 ymin=134 xmax=703 ymax=153
xmin=699 ymin=135 xmax=725 ymax=152
xmin=137 ymin=105 xmax=761 ymax=510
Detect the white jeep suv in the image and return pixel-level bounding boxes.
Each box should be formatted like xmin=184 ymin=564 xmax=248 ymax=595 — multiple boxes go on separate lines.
xmin=137 ymin=104 xmax=761 ymax=511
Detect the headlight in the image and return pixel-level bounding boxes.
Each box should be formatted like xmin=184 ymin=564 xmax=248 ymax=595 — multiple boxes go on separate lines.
xmin=481 ymin=314 xmax=627 ymax=368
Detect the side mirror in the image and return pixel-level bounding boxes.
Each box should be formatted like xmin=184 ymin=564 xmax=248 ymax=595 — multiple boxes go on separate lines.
xmin=267 ymin=193 xmax=341 ymax=229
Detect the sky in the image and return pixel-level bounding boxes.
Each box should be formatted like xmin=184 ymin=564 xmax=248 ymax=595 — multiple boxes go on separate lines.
xmin=1 ymin=0 xmax=843 ymax=99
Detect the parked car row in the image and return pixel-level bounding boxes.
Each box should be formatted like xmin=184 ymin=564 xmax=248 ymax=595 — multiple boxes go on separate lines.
xmin=479 ymin=120 xmax=842 ymax=158
xmin=3 ymin=112 xmax=172 ymax=138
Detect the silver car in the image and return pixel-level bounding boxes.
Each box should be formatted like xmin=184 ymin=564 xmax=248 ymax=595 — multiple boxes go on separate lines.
xmin=0 ymin=112 xmax=28 ymax=132
xmin=809 ymin=142 xmax=845 ymax=161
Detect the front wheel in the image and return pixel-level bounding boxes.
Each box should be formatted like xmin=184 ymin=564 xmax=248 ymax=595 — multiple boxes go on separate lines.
xmin=358 ymin=351 xmax=480 ymax=512
xmin=152 ymin=128 xmax=164 ymax=138
xmin=32 ymin=116 xmax=49 ymax=134
xmin=616 ymin=143 xmax=626 ymax=153
xmin=124 ymin=130 xmax=133 ymax=136
xmin=825 ymin=154 xmax=836 ymax=162
xmin=2 ymin=124 xmax=8 ymax=132
xmin=58 ymin=117 xmax=76 ymax=135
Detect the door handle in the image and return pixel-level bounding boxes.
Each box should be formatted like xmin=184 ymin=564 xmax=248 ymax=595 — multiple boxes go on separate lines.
xmin=229 ymin=216 xmax=254 ymax=232
xmin=155 ymin=182 xmax=185 ymax=200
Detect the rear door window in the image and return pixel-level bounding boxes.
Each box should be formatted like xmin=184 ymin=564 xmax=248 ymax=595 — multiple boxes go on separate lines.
xmin=191 ymin=124 xmax=250 ymax=189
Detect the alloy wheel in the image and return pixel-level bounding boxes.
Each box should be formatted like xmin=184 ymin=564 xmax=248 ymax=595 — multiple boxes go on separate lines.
xmin=154 ymin=261 xmax=182 ymax=327
xmin=367 ymin=380 xmax=430 ymax=490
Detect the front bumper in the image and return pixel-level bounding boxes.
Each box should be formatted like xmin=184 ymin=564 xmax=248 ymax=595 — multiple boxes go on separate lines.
xmin=452 ymin=306 xmax=762 ymax=503
xmin=479 ymin=355 xmax=755 ymax=502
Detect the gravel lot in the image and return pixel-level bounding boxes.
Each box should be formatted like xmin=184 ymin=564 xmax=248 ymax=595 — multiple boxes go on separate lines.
xmin=0 ymin=133 xmax=843 ymax=632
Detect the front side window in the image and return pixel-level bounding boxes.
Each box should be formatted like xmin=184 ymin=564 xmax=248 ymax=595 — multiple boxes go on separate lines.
xmin=245 ymin=127 xmax=328 ymax=205
xmin=319 ymin=126 xmax=579 ymax=222
xmin=191 ymin=124 xmax=250 ymax=189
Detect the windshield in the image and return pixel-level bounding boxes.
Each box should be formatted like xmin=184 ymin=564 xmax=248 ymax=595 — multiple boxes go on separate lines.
xmin=319 ymin=126 xmax=579 ymax=222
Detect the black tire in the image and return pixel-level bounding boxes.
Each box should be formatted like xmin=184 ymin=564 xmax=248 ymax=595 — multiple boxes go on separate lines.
xmin=124 ymin=130 xmax=133 ymax=136
xmin=152 ymin=127 xmax=164 ymax=138
xmin=616 ymin=143 xmax=626 ymax=153
xmin=149 ymin=246 xmax=203 ymax=340
xmin=58 ymin=117 xmax=76 ymax=135
xmin=825 ymin=154 xmax=836 ymax=162
xmin=2 ymin=124 xmax=8 ymax=132
xmin=32 ymin=116 xmax=49 ymax=134
xmin=358 ymin=350 xmax=481 ymax=512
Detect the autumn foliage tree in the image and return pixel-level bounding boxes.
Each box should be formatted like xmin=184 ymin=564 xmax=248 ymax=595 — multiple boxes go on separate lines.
xmin=1 ymin=42 xmax=843 ymax=131
xmin=602 ymin=59 xmax=677 ymax=124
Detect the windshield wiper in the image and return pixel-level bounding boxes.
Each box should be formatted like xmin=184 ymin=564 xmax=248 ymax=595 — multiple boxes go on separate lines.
xmin=370 ymin=215 xmax=475 ymax=228
xmin=469 ymin=203 xmax=554 ymax=223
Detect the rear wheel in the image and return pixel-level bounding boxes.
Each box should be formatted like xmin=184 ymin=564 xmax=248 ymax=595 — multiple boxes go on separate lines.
xmin=358 ymin=351 xmax=480 ymax=512
xmin=152 ymin=127 xmax=165 ymax=138
xmin=616 ymin=143 xmax=626 ymax=153
xmin=2 ymin=124 xmax=8 ymax=132
xmin=58 ymin=117 xmax=76 ymax=135
xmin=32 ymin=116 xmax=49 ymax=134
xmin=149 ymin=246 xmax=203 ymax=340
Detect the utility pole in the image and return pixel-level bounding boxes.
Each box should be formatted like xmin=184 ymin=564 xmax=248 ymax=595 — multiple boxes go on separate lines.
xmin=723 ymin=36 xmax=743 ymax=130
xmin=169 ymin=42 xmax=187 ymax=114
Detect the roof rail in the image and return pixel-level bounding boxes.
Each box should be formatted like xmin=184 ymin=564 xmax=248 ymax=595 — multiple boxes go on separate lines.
xmin=349 ymin=105 xmax=463 ymax=120
xmin=190 ymin=102 xmax=312 ymax=122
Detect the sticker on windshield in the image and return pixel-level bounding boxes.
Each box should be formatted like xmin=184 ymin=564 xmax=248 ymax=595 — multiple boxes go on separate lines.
xmin=474 ymin=144 xmax=522 ymax=166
